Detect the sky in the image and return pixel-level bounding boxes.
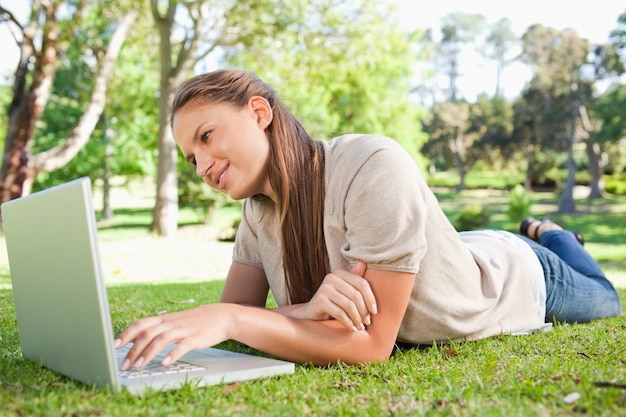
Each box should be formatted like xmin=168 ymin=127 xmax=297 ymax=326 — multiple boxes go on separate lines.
xmin=1 ymin=1 xmax=624 ymax=98
xmin=394 ymin=0 xmax=625 ymax=99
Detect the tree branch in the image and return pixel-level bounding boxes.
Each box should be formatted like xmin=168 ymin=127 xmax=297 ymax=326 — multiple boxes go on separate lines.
xmin=31 ymin=11 xmax=138 ymax=172
xmin=0 ymin=6 xmax=24 ymax=31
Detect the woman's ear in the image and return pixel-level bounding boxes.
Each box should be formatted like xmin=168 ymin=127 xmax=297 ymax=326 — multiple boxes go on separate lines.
xmin=249 ymin=96 xmax=273 ymax=130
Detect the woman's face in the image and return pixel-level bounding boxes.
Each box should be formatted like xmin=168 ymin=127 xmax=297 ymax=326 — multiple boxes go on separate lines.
xmin=172 ymin=97 xmax=276 ymax=202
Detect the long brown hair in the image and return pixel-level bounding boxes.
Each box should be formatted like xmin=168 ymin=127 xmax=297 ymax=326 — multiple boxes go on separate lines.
xmin=171 ymin=69 xmax=329 ymax=304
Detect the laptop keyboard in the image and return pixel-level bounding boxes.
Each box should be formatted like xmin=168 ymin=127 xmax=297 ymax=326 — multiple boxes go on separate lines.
xmin=116 ymin=347 xmax=206 ymax=379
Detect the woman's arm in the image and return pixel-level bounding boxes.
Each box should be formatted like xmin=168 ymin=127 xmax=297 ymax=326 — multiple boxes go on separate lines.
xmin=230 ymin=267 xmax=414 ymax=365
xmin=221 ymin=261 xmax=376 ymax=331
xmin=115 ymin=267 xmax=414 ymax=368
xmin=219 ymin=261 xmax=270 ymax=307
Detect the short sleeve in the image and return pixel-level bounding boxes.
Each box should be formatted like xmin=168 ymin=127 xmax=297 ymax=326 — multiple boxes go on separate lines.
xmin=324 ymin=136 xmax=428 ymax=274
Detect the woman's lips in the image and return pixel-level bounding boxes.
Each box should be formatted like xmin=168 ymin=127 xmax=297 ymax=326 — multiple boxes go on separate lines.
xmin=215 ymin=165 xmax=228 ymax=189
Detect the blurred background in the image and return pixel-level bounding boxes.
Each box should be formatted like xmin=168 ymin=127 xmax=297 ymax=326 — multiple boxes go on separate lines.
xmin=0 ymin=1 xmax=624 ymax=287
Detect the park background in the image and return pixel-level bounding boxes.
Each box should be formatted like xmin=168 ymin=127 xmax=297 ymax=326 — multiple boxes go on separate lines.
xmin=0 ymin=1 xmax=625 ymax=416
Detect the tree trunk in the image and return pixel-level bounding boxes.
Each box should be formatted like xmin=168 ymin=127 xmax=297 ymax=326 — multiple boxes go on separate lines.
xmin=586 ymin=140 xmax=605 ymax=199
xmin=0 ymin=2 xmax=58 ymax=205
xmin=449 ymin=135 xmax=466 ymax=191
xmin=578 ymin=105 xmax=604 ymax=199
xmin=558 ymin=118 xmax=577 ymax=213
xmin=150 ymin=1 xmax=179 ymax=236
xmin=524 ymin=142 xmax=534 ymax=190
xmin=101 ymin=114 xmax=114 ymax=220
xmin=148 ymin=0 xmax=230 ymax=236
xmin=151 ymin=94 xmax=179 ymax=236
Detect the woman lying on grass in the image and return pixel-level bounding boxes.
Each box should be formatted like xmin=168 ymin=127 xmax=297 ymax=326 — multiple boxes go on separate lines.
xmin=116 ymin=69 xmax=622 ymax=369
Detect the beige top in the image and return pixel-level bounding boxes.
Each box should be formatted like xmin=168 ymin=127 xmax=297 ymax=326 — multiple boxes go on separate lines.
xmin=233 ymin=134 xmax=544 ymax=344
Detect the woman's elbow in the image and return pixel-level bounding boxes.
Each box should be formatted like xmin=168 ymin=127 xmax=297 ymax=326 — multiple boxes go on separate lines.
xmin=319 ymin=339 xmax=394 ymax=366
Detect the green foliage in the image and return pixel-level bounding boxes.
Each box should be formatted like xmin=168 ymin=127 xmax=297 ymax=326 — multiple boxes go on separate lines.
xmin=21 ymin=1 xmax=158 ymax=190
xmin=609 ymin=8 xmax=626 ymax=60
xmin=506 ymin=184 xmax=532 ymax=223
xmin=224 ymin=0 xmax=427 ymax=161
xmin=605 ymin=174 xmax=626 ymax=195
xmin=472 ymin=94 xmax=514 ymax=159
xmin=455 ymin=204 xmax=490 ymax=231
xmin=0 ymin=85 xmax=10 ymax=154
xmin=592 ymin=84 xmax=626 ymax=149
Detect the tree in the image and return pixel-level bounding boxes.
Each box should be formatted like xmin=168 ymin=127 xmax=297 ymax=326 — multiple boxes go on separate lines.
xmin=471 ymin=93 xmax=514 ymax=167
xmin=578 ymin=10 xmax=626 ymax=198
xmin=519 ymin=25 xmax=591 ymax=213
xmin=424 ymin=101 xmax=475 ymax=190
xmin=438 ymin=12 xmax=486 ymax=102
xmin=609 ymin=8 xmax=626 ymax=61
xmin=591 ymin=84 xmax=626 ymax=177
xmin=511 ymin=90 xmax=556 ymax=189
xmin=482 ymin=18 xmax=518 ymax=98
xmin=0 ymin=2 xmax=135 ymax=216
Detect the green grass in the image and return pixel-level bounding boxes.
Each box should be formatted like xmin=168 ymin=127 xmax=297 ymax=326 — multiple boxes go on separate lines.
xmin=0 ymin=186 xmax=625 ymax=415
xmin=1 ymin=282 xmax=625 ymax=416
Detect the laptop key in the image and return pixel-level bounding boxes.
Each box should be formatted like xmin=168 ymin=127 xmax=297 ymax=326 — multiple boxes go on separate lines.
xmin=117 ymin=347 xmax=206 ymax=379
xmin=120 ymin=361 xmax=206 ymax=379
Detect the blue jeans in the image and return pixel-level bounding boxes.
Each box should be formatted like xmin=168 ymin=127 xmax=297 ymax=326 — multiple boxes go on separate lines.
xmin=518 ymin=231 xmax=622 ymax=323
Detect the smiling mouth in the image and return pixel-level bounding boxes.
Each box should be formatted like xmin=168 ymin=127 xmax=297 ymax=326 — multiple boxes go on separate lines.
xmin=215 ymin=166 xmax=228 ymax=189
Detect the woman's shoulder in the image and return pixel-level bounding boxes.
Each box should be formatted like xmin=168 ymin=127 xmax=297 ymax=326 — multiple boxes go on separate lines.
xmin=322 ymin=134 xmax=410 ymax=167
xmin=324 ymin=133 xmax=403 ymax=153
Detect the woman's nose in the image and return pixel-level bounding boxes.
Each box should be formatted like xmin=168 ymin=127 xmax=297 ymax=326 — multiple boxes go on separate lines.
xmin=195 ymin=154 xmax=213 ymax=178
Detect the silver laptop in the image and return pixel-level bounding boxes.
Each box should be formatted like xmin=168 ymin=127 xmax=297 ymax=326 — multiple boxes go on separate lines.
xmin=1 ymin=177 xmax=294 ymax=394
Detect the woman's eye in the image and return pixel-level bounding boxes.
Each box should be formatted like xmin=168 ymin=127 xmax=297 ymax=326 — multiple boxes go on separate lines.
xmin=200 ymin=131 xmax=211 ymax=143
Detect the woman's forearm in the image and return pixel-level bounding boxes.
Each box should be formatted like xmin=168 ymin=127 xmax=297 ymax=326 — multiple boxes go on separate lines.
xmin=227 ymin=303 xmax=392 ymax=366
xmin=270 ymin=303 xmax=305 ymax=318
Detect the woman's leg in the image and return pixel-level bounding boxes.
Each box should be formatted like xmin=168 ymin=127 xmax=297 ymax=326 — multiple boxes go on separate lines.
xmin=539 ymin=230 xmax=605 ymax=280
xmin=520 ymin=220 xmax=622 ymax=323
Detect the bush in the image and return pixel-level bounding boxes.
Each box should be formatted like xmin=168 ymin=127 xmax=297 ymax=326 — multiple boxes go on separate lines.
xmin=455 ymin=205 xmax=490 ymax=231
xmin=218 ymin=217 xmax=241 ymax=242
xmin=605 ymin=175 xmax=626 ymax=195
xmin=506 ymin=184 xmax=532 ymax=224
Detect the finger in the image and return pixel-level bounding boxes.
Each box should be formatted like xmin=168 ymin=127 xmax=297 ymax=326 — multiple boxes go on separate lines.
xmin=334 ymin=269 xmax=377 ymax=318
xmin=115 ymin=316 xmax=161 ymax=348
xmin=350 ymin=260 xmax=367 ymax=277
xmin=115 ymin=317 xmax=163 ymax=369
xmin=160 ymin=339 xmax=198 ymax=366
xmin=319 ymin=277 xmax=368 ymax=328
xmin=348 ymin=262 xmax=377 ymax=315
xmin=331 ymin=280 xmax=370 ymax=327
xmin=321 ymin=296 xmax=363 ymax=331
xmin=120 ymin=320 xmax=180 ymax=370
xmin=308 ymin=284 xmax=362 ymax=331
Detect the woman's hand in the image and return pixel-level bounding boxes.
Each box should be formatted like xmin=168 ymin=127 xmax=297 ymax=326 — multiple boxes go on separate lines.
xmin=114 ymin=304 xmax=234 ymax=370
xmin=299 ymin=261 xmax=377 ymax=331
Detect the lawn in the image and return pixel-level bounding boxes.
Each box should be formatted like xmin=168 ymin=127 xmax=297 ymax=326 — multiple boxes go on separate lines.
xmin=0 ymin=185 xmax=625 ymax=416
